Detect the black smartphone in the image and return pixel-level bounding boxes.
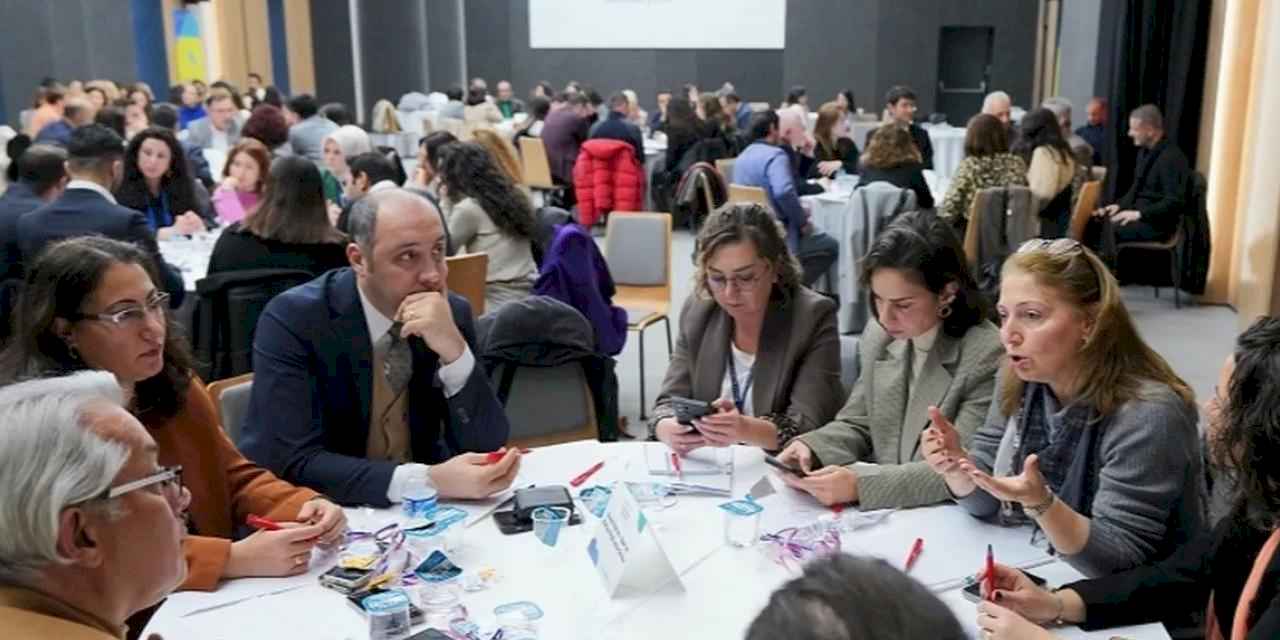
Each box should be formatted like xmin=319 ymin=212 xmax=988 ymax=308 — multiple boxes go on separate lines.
xmin=764 ymin=454 xmax=807 ymax=478
xmin=672 ymin=396 xmax=713 ymax=426
xmin=962 ymin=571 xmax=1048 ymax=603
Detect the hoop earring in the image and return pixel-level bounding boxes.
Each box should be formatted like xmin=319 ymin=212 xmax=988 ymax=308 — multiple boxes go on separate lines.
xmin=937 ymin=303 xmax=952 ymax=319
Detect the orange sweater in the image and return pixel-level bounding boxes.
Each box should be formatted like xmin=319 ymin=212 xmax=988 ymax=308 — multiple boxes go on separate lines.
xmin=145 ymin=381 xmax=319 ymax=591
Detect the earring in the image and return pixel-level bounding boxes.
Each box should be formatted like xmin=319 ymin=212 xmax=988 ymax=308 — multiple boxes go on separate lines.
xmin=937 ymin=303 xmax=952 ymax=319
xmin=66 ymin=343 xmax=80 ymax=360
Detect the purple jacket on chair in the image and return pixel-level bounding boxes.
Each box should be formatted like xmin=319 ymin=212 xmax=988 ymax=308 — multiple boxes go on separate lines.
xmin=534 ymin=224 xmax=627 ymax=356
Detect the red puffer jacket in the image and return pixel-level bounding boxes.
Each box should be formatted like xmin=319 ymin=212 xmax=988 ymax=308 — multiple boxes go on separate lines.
xmin=572 ymin=138 xmax=646 ymax=226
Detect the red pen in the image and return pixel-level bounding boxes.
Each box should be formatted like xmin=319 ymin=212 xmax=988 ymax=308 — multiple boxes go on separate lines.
xmin=984 ymin=544 xmax=996 ymax=601
xmin=247 ymin=514 xmax=282 ymax=531
xmin=484 ymin=448 xmax=531 ymax=464
xmin=904 ymin=537 xmax=924 ymax=571
xmin=670 ymin=452 xmax=683 ymax=481
xmin=570 ymin=461 xmax=605 ymax=487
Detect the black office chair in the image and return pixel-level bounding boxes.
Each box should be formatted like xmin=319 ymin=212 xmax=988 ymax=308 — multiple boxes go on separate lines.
xmin=191 ymin=268 xmax=314 ymax=380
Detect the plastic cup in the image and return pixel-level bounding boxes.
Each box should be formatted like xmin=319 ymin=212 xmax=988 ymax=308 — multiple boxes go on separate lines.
xmin=363 ymin=590 xmax=412 ymax=640
xmin=531 ymin=506 xmax=570 ymax=549
xmin=721 ymin=500 xmax=763 ymax=548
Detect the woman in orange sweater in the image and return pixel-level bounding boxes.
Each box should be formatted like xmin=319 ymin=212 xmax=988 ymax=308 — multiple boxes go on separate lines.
xmin=0 ymin=236 xmax=347 ymax=591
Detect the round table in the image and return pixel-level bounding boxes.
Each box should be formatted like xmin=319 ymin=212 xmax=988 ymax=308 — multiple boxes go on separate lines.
xmin=924 ymin=124 xmax=966 ymax=181
xmin=142 ymin=441 xmax=1168 ymax=640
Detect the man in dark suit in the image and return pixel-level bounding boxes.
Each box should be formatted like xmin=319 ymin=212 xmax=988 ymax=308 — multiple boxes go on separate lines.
xmin=1093 ymin=104 xmax=1189 ymax=243
xmin=589 ymin=93 xmax=644 ymax=164
xmin=239 ymin=188 xmax=517 ymax=507
xmin=0 ymin=144 xmax=67 ymax=283
xmin=541 ymin=93 xmax=593 ymax=186
xmin=871 ymin=86 xmax=933 ymax=170
xmin=17 ymin=125 xmax=184 ymax=307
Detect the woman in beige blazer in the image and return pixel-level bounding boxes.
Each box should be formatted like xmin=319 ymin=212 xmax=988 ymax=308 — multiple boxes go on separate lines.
xmin=778 ymin=211 xmax=1003 ymax=509
xmin=649 ymin=204 xmax=843 ymax=454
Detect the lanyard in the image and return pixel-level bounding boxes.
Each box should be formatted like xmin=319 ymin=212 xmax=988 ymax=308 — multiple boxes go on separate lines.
xmin=727 ymin=349 xmax=755 ymax=414
xmin=146 ymin=191 xmax=172 ymax=230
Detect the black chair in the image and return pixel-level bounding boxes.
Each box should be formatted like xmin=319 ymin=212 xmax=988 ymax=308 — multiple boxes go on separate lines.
xmin=191 ymin=268 xmax=314 ymax=380
xmin=1113 ymin=172 xmax=1207 ymax=309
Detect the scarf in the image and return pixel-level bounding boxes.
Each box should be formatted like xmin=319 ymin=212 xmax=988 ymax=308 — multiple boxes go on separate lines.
xmin=1009 ymin=384 xmax=1104 ymax=518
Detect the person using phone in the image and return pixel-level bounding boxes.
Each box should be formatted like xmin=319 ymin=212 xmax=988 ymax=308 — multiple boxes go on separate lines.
xmin=776 ymin=212 xmax=1003 ymax=509
xmin=974 ymin=317 xmax=1280 ymax=640
xmin=648 ymin=204 xmax=843 ymax=456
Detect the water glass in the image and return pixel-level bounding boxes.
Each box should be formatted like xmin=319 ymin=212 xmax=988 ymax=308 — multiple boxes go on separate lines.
xmin=531 ymin=506 xmax=571 ymax=549
xmin=721 ymin=499 xmax=763 ymax=548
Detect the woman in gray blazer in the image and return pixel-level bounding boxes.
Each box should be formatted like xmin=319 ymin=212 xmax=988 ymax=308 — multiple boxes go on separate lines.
xmin=778 ymin=211 xmax=1003 ymax=509
xmin=649 ymin=204 xmax=843 ymax=453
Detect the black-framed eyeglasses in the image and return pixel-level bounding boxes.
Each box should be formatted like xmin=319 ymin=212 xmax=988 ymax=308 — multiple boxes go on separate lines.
xmin=71 ymin=292 xmax=170 ymax=328
xmin=76 ymin=465 xmax=183 ymax=504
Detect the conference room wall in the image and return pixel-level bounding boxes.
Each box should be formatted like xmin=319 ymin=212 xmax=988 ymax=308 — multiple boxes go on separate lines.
xmin=307 ymin=0 xmax=356 ymax=115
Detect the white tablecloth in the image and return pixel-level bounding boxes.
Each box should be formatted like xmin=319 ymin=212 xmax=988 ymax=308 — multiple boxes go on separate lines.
xmin=159 ymin=231 xmax=220 ymax=292
xmin=925 ymin=123 xmax=966 ymax=181
xmin=142 ymin=441 xmax=1168 ymax=640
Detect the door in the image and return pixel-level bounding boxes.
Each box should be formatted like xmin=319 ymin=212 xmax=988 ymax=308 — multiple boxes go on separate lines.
xmin=936 ymin=26 xmax=994 ymax=126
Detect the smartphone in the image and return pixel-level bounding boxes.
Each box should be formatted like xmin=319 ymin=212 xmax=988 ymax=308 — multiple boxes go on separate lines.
xmin=961 ymin=570 xmax=1048 ymax=603
xmin=764 ymin=454 xmax=808 ymax=478
xmin=405 ymin=630 xmax=451 ymax=640
xmin=672 ymin=396 xmax=714 ymax=427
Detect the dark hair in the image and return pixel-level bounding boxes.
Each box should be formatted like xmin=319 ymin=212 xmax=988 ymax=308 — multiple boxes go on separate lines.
xmin=5 ymin=134 xmax=33 ymax=183
xmin=66 ymin=125 xmax=126 ymax=174
xmin=445 ymin=86 xmax=464 ymax=102
xmin=584 ymin=87 xmax=603 ymax=107
xmin=115 ymin=127 xmax=202 ymax=220
xmin=286 ymin=94 xmax=319 ymax=119
xmin=748 ymin=110 xmax=779 ymax=142
xmin=377 ymin=147 xmax=409 ymax=186
xmin=37 ymin=84 xmax=65 ymax=106
xmin=1215 ymin=316 xmax=1280 ymax=529
xmin=465 ymin=87 xmax=487 ymax=106
xmin=248 ymin=72 xmax=263 ymax=82
xmin=535 ymin=81 xmax=554 ymax=98
xmin=839 ymin=89 xmax=856 ymax=111
xmin=13 ymin=144 xmax=67 ymax=195
xmin=565 ymin=93 xmax=590 ymax=108
xmin=665 ymin=97 xmax=699 ymax=140
xmin=422 ymin=131 xmax=458 ymax=172
xmin=526 ymin=96 xmax=551 ymax=121
xmin=785 ymin=85 xmax=806 ymax=105
xmin=243 ymin=156 xmax=345 ymax=245
xmin=167 ymin=85 xmax=185 ymax=105
xmin=723 ymin=92 xmax=741 ymax=103
xmin=884 ymin=85 xmax=917 ymax=106
xmin=348 ymin=151 xmax=398 ymax=187
xmin=963 ymin=113 xmax=1010 ymax=157
xmin=861 ymin=211 xmax=988 ymax=338
xmin=0 ymin=236 xmax=196 ymax=423
xmin=320 ymin=103 xmax=353 ymax=126
xmin=127 ymin=87 xmax=152 ymax=108
xmin=242 ymin=104 xmax=290 ymax=149
xmin=695 ymin=203 xmax=802 ymax=300
xmin=608 ymin=92 xmax=629 ymax=111
xmin=221 ymin=138 xmax=271 ymax=194
xmin=1012 ymin=108 xmax=1072 ymax=165
xmin=260 ymin=86 xmax=283 ymax=108
xmin=436 ymin=142 xmax=535 ymax=241
xmin=207 ymin=80 xmax=240 ymax=106
xmin=746 ymin=554 xmax=967 ymax=640
xmin=1130 ymin=103 xmax=1164 ymax=130
xmin=150 ymin=103 xmax=179 ymax=130
xmin=93 ymin=104 xmax=127 ymax=138
xmin=699 ymin=94 xmax=729 ymax=130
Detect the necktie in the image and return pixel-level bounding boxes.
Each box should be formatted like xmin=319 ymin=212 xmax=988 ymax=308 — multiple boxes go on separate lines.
xmin=384 ymin=322 xmax=413 ymax=394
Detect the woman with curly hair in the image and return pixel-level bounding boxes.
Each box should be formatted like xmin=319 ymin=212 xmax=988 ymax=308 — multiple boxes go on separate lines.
xmin=856 ymin=123 xmax=933 ymax=208
xmin=114 ymin=126 xmax=214 ymax=238
xmin=436 ymin=142 xmax=537 ymax=310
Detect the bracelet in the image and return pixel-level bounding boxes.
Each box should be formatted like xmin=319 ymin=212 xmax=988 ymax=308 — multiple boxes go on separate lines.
xmin=1049 ymin=588 xmax=1066 ymax=625
xmin=1023 ymin=488 xmax=1056 ymax=519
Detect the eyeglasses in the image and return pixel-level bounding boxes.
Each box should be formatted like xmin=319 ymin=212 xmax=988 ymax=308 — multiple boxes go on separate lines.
xmin=72 ymin=292 xmax=170 ymax=328
xmin=76 ymin=465 xmax=183 ymax=504
xmin=708 ymin=264 xmax=767 ymax=292
xmin=1016 ymin=238 xmax=1084 ymax=256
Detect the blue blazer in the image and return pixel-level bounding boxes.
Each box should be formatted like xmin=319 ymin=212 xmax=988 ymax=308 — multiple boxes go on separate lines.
xmin=238 ymin=268 xmax=510 ymax=506
xmin=17 ymin=188 xmax=185 ymax=306
xmin=0 ymin=182 xmax=45 ymax=282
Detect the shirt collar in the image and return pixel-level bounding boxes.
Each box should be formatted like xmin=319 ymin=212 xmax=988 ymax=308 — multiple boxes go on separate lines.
xmin=356 ymin=283 xmax=395 ymax=344
xmin=65 ymin=180 xmax=117 ymax=205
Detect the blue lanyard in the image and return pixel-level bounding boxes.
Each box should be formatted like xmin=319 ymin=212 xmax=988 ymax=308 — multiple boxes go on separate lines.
xmin=146 ymin=191 xmax=172 ymax=230
xmin=727 ymin=349 xmax=755 ymax=413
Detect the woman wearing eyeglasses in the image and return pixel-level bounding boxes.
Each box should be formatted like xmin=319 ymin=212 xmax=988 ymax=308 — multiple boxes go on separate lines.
xmin=775 ymin=211 xmax=1003 ymax=509
xmin=0 ymin=236 xmax=347 ymax=592
xmin=649 ymin=203 xmax=843 ymax=454
xmin=924 ymin=238 xmax=1204 ymax=577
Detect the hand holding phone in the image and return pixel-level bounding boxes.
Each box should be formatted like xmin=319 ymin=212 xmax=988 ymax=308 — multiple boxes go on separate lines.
xmin=765 ymin=454 xmax=808 ymax=478
xmin=672 ymin=396 xmax=714 ymax=427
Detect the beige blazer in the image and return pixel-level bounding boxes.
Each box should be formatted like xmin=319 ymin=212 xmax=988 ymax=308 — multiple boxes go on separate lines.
xmin=797 ymin=318 xmax=1003 ymax=509
xmin=648 ymin=287 xmax=844 ymax=445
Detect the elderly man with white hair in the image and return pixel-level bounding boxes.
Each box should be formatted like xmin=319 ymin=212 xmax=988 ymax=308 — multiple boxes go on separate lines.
xmin=982 ymin=91 xmax=1012 ymax=125
xmin=1042 ymin=96 xmax=1095 ymax=168
xmin=0 ymin=371 xmax=188 ymax=639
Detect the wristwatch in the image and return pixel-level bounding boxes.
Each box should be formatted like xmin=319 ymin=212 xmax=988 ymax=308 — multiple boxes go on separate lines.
xmin=1023 ymin=488 xmax=1056 ymax=519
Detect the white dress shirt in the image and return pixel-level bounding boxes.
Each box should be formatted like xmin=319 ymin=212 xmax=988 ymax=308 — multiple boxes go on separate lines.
xmin=65 ymin=179 xmax=118 ymax=204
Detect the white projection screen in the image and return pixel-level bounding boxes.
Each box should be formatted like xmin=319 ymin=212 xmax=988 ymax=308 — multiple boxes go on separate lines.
xmin=529 ymin=0 xmax=787 ymax=49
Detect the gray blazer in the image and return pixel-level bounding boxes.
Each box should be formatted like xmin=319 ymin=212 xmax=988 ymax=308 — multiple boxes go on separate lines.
xmin=797 ymin=319 xmax=1003 ymax=509
xmin=185 ymin=115 xmax=243 ymax=150
xmin=288 ymin=115 xmax=339 ymax=164
xmin=648 ymin=287 xmax=843 ymax=446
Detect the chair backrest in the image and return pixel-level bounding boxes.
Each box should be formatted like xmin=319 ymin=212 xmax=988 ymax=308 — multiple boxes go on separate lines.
xmin=714 ymin=158 xmax=736 ymax=182
xmin=964 ymin=185 xmax=1035 ymax=275
xmin=501 ymin=362 xmax=598 ymax=448
xmin=519 ymin=137 xmax=557 ymax=190
xmin=207 ymin=373 xmax=253 ymax=445
xmin=1069 ymin=180 xmax=1102 ymax=241
xmin=1090 ymin=166 xmax=1107 ymax=182
xmin=728 ymin=184 xmax=770 ymax=208
xmin=698 ymin=172 xmax=717 ymax=216
xmin=604 ymin=212 xmax=671 ymax=287
xmin=193 ymin=268 xmax=314 ymax=381
xmin=446 ymin=253 xmax=489 ymax=316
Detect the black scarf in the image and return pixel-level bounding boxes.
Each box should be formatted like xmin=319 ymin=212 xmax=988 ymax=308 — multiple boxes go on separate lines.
xmin=1014 ymin=383 xmax=1105 ymax=518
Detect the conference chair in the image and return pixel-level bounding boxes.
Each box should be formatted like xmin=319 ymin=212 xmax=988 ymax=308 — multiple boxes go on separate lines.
xmin=728 ymin=184 xmax=771 ymax=209
xmin=518 ymin=137 xmax=567 ymax=200
xmin=714 ymin=158 xmax=736 ymax=182
xmin=502 ymin=363 xmax=599 ymax=448
xmin=604 ymin=212 xmax=673 ymax=419
xmin=191 ymin=268 xmax=315 ymax=381
xmin=207 ymin=373 xmax=253 ymax=445
xmin=1068 ymin=181 xmax=1102 ymax=241
xmin=445 ymin=252 xmax=489 ymax=317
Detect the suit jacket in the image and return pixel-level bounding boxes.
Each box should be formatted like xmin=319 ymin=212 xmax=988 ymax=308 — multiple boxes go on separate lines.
xmin=0 ymin=182 xmax=45 ymax=282
xmin=0 ymin=586 xmax=122 ymax=640
xmin=185 ymin=115 xmax=243 ymax=150
xmin=797 ymin=319 xmax=1003 ymax=509
xmin=17 ymin=188 xmax=185 ymax=306
xmin=541 ymin=109 xmax=591 ymax=185
xmin=238 ymin=268 xmax=510 ymax=506
xmin=589 ymin=111 xmax=645 ymax=164
xmin=288 ymin=115 xmax=339 ymax=165
xmin=1116 ymin=138 xmax=1190 ymax=235
xmin=648 ymin=287 xmax=844 ymax=445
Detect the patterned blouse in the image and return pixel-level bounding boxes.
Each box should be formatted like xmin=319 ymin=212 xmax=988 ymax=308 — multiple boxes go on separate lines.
xmin=940 ymin=153 xmax=1029 ymax=220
